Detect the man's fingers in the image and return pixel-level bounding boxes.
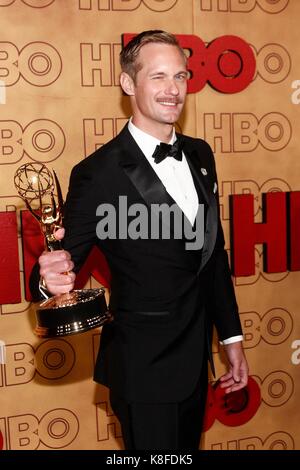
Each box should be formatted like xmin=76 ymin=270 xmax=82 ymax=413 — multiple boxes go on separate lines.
xmin=223 ymin=369 xmax=248 ymax=393
xmin=39 ymin=250 xmax=72 ymax=266
xmin=38 ymin=248 xmax=76 ymax=296
xmin=46 ymin=271 xmax=75 ymax=294
xmin=53 ymin=227 xmax=65 ymax=240
xmin=40 ymin=259 xmax=74 ymax=278
xmin=44 ymin=271 xmax=75 ymax=285
xmin=219 ymin=371 xmax=232 ymax=382
xmin=229 ymin=379 xmax=247 ymax=393
xmin=220 ymin=377 xmax=235 ymax=389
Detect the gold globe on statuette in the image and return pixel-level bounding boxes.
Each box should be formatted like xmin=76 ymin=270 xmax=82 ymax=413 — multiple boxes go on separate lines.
xmin=14 ymin=162 xmax=112 ymax=338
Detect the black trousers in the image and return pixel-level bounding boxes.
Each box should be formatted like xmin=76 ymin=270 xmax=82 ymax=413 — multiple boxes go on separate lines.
xmin=110 ymin=362 xmax=208 ymax=450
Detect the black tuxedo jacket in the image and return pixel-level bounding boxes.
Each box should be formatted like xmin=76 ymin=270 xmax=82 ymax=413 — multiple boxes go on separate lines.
xmin=30 ymin=124 xmax=242 ymax=403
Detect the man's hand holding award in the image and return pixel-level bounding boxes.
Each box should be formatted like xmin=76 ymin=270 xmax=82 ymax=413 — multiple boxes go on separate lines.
xmin=14 ymin=162 xmax=111 ymax=338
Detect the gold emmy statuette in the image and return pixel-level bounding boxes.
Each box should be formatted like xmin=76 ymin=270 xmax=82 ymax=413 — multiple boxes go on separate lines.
xmin=14 ymin=162 xmax=112 ymax=338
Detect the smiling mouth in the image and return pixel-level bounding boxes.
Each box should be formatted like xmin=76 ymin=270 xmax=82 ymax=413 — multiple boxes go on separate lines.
xmin=158 ymin=101 xmax=179 ymax=106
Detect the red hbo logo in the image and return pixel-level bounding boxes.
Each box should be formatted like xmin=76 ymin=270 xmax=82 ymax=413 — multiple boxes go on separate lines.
xmin=123 ymin=34 xmax=256 ymax=94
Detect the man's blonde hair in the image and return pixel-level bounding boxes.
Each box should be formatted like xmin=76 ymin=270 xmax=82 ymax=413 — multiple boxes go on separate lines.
xmin=120 ymin=30 xmax=186 ymax=82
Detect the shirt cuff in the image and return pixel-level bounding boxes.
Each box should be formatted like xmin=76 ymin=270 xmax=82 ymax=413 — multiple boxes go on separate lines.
xmin=219 ymin=335 xmax=244 ymax=345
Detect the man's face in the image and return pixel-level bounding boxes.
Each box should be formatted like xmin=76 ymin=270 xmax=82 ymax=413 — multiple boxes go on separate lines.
xmin=128 ymin=43 xmax=188 ymax=136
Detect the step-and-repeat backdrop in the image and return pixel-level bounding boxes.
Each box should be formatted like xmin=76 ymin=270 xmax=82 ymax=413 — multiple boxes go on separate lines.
xmin=0 ymin=0 xmax=299 ymax=451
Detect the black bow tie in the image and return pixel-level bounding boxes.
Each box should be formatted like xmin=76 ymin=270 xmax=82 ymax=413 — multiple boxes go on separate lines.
xmin=152 ymin=138 xmax=183 ymax=164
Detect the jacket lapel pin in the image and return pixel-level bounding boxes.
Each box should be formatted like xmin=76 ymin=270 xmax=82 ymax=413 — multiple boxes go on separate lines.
xmin=201 ymin=168 xmax=207 ymax=176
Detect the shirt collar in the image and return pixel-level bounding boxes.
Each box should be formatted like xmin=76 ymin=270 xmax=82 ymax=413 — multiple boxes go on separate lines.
xmin=128 ymin=118 xmax=176 ymax=159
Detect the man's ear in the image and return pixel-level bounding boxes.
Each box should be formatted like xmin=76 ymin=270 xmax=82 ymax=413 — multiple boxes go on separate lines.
xmin=120 ymin=72 xmax=135 ymax=96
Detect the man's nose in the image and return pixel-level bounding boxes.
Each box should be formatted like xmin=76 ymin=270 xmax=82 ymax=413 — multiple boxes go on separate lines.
xmin=165 ymin=79 xmax=179 ymax=95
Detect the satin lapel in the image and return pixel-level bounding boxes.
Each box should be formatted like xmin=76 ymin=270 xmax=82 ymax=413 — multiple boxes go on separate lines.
xmin=183 ymin=142 xmax=218 ymax=273
xmin=117 ymin=126 xmax=176 ymax=232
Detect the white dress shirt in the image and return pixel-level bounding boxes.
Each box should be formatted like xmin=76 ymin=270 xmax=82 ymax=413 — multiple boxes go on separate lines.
xmin=128 ymin=119 xmax=243 ymax=346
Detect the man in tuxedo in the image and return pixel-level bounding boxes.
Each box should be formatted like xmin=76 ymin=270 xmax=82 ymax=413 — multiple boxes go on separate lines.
xmin=31 ymin=30 xmax=248 ymax=450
